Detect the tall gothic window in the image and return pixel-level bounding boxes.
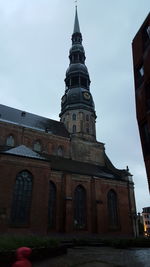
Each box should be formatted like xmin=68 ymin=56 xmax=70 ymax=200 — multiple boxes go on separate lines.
xmin=10 ymin=170 xmax=33 ymax=225
xmin=33 ymin=140 xmax=41 ymax=152
xmin=74 ymin=185 xmax=86 ymax=229
xmin=6 ymin=135 xmax=15 ymax=147
xmin=48 ymin=181 xmax=56 ymax=229
xmin=107 ymin=190 xmax=119 ymax=229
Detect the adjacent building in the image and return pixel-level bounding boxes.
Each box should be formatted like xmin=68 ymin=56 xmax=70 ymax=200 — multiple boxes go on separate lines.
xmin=0 ymin=8 xmax=136 ymax=236
xmin=142 ymin=207 xmax=150 ymax=236
xmin=132 ymin=13 xmax=150 ymax=191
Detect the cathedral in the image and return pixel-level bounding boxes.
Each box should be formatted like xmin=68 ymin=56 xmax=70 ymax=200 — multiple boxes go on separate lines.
xmin=0 ymin=8 xmax=137 ymax=236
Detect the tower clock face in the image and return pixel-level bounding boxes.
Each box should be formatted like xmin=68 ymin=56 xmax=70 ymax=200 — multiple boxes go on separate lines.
xmin=83 ymin=92 xmax=90 ymax=100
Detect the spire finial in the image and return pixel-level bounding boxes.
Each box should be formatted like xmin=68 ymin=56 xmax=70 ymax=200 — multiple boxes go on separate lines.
xmin=73 ymin=1 xmax=80 ymax=33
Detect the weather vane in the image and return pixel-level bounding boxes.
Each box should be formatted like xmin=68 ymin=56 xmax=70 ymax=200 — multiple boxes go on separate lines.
xmin=75 ymin=0 xmax=78 ymax=8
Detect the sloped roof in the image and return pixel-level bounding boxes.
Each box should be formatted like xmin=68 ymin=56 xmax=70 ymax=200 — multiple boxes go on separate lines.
xmin=73 ymin=7 xmax=80 ymax=34
xmin=4 ymin=145 xmax=46 ymax=160
xmin=0 ymin=145 xmax=126 ymax=181
xmin=43 ymin=154 xmax=121 ymax=180
xmin=104 ymin=153 xmax=130 ymax=178
xmin=0 ymin=104 xmax=70 ymax=138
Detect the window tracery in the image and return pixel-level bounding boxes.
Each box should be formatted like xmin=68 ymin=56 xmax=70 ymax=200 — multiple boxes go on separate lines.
xmin=107 ymin=190 xmax=119 ymax=229
xmin=10 ymin=170 xmax=33 ymax=225
xmin=33 ymin=140 xmax=41 ymax=152
xmin=48 ymin=181 xmax=56 ymax=229
xmin=6 ymin=135 xmax=15 ymax=147
xmin=74 ymin=185 xmax=86 ymax=229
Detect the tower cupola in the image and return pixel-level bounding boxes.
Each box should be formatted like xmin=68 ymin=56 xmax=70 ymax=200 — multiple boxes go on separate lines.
xmin=59 ymin=7 xmax=97 ymax=141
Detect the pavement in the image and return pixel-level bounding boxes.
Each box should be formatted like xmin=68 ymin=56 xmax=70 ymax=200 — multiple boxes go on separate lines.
xmin=32 ymin=246 xmax=150 ymax=267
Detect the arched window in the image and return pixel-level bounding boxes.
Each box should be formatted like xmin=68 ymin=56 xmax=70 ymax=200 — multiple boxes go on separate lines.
xmin=107 ymin=190 xmax=119 ymax=229
xmin=79 ymin=112 xmax=83 ymax=120
xmin=86 ymin=114 xmax=89 ymax=121
xmin=10 ymin=170 xmax=33 ymax=225
xmin=6 ymin=135 xmax=15 ymax=147
xmin=74 ymin=185 xmax=86 ymax=229
xmin=91 ymin=114 xmax=95 ymax=122
xmin=72 ymin=113 xmax=76 ymax=120
xmin=57 ymin=146 xmax=63 ymax=157
xmin=73 ymin=125 xmax=76 ymax=133
xmin=48 ymin=181 xmax=56 ymax=229
xmin=33 ymin=140 xmax=41 ymax=152
xmin=86 ymin=128 xmax=89 ymax=134
xmin=86 ymin=123 xmax=89 ymax=134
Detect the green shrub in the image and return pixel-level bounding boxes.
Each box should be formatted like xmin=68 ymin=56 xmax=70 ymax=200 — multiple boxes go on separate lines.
xmin=0 ymin=235 xmax=59 ymax=251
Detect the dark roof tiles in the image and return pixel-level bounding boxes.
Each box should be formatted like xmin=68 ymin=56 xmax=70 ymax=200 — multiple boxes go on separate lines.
xmin=0 ymin=104 xmax=70 ymax=138
xmin=0 ymin=144 xmax=125 ymax=181
xmin=44 ymin=154 xmax=119 ymax=180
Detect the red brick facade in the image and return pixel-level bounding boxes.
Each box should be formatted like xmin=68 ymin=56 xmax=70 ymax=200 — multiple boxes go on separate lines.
xmin=132 ymin=13 xmax=150 ymax=191
xmin=0 ymin=117 xmax=136 ymax=236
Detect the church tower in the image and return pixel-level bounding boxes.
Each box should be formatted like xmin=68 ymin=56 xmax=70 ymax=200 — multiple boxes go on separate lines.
xmin=60 ymin=8 xmax=96 ymax=142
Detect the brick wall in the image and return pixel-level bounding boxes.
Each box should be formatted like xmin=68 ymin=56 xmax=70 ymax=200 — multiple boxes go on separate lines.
xmin=0 ymin=153 xmax=134 ymax=236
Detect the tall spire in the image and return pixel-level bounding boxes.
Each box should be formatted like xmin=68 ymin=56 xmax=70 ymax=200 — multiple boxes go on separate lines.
xmin=73 ymin=6 xmax=80 ymax=33
xmin=59 ymin=6 xmax=96 ymax=141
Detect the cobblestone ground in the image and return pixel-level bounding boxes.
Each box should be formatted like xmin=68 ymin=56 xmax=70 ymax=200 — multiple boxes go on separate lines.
xmin=33 ymin=246 xmax=150 ymax=267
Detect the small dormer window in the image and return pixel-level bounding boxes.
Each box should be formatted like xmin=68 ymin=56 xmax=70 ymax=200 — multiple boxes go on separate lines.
xmin=33 ymin=141 xmax=41 ymax=152
xmin=21 ymin=111 xmax=26 ymax=117
xmin=135 ymin=64 xmax=144 ymax=88
xmin=57 ymin=146 xmax=63 ymax=157
xmin=142 ymin=24 xmax=150 ymax=50
xmin=139 ymin=65 xmax=144 ymax=76
xmin=6 ymin=135 xmax=15 ymax=147
xmin=147 ymin=26 xmax=150 ymax=38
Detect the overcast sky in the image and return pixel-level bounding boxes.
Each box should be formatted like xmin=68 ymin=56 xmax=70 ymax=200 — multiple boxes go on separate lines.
xmin=0 ymin=0 xmax=149 ymax=212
